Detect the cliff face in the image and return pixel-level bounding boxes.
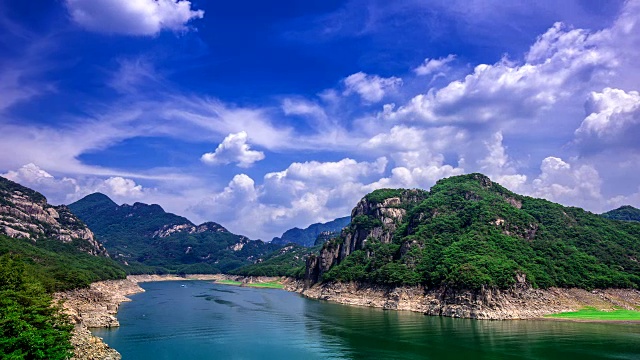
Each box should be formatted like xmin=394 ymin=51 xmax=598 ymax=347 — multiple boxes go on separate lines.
xmin=305 ymin=189 xmax=427 ymax=285
xmin=0 ymin=176 xmax=107 ymax=256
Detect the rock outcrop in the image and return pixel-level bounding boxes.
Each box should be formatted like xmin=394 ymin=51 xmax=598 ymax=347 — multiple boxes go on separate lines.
xmin=305 ymin=189 xmax=427 ymax=284
xmin=0 ymin=176 xmax=107 ymax=255
xmin=286 ymin=279 xmax=640 ymax=320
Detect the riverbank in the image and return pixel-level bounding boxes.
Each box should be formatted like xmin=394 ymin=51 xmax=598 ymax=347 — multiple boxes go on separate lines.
xmin=55 ymin=274 xmax=287 ymax=359
xmin=284 ymin=280 xmax=640 ymax=321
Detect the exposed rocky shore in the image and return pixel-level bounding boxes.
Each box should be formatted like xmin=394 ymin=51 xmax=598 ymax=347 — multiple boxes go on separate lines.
xmin=284 ymin=279 xmax=640 ymax=320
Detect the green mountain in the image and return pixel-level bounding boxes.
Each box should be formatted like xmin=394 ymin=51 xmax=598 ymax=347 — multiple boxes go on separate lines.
xmin=306 ymin=174 xmax=640 ymax=290
xmin=68 ymin=193 xmax=280 ymax=274
xmin=271 ymin=216 xmax=350 ymax=247
xmin=602 ymin=205 xmax=640 ymax=222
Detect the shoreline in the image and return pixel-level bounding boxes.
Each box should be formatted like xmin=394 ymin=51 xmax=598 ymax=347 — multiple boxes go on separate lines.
xmin=59 ymin=275 xmax=640 ymax=359
xmin=55 ymin=274 xmax=284 ymax=359
xmin=284 ymin=279 xmax=640 ymax=322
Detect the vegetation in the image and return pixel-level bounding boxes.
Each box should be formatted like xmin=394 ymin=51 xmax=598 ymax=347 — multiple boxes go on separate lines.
xmin=216 ymin=279 xmax=242 ymax=286
xmin=602 ymin=205 xmax=640 ymax=222
xmin=0 ymin=235 xmax=125 ymax=292
xmin=271 ymin=216 xmax=350 ymax=247
xmin=546 ymin=307 xmax=640 ymax=321
xmin=230 ymin=244 xmax=316 ymax=278
xmin=68 ymin=193 xmax=280 ymax=274
xmin=246 ymin=281 xmax=284 ymax=289
xmin=322 ymin=174 xmax=640 ymax=290
xmin=0 ymin=254 xmax=74 ymax=359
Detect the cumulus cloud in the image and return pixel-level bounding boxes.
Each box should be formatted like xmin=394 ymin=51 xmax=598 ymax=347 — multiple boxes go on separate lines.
xmin=343 ymin=72 xmax=402 ymax=103
xmin=385 ymin=21 xmax=621 ymax=124
xmin=531 ymin=156 xmax=603 ymax=207
xmin=65 ymin=0 xmax=204 ymax=36
xmin=201 ymin=132 xmax=265 ymax=168
xmin=575 ymin=88 xmax=640 ymax=150
xmin=414 ymin=54 xmax=456 ymax=76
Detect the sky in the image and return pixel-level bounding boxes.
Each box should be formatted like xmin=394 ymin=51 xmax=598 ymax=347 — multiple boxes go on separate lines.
xmin=1 ymin=0 xmax=639 ymax=241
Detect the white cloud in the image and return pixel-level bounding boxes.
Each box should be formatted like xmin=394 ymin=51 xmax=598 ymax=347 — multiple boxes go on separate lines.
xmin=343 ymin=72 xmax=402 ymax=103
xmin=385 ymin=20 xmax=622 ymax=124
xmin=531 ymin=156 xmax=603 ymax=207
xmin=2 ymin=163 xmax=146 ymax=204
xmin=282 ymin=98 xmax=327 ymax=119
xmin=98 ymin=177 xmax=144 ymax=198
xmin=201 ymin=131 xmax=265 ymax=168
xmin=575 ymin=88 xmax=640 ymax=148
xmin=65 ymin=0 xmax=204 ymax=36
xmin=414 ymin=54 xmax=456 ymax=76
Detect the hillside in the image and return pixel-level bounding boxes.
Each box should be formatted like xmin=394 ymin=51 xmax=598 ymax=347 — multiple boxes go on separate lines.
xmin=0 ymin=177 xmax=125 ymax=291
xmin=0 ymin=177 xmax=126 ymax=359
xmin=602 ymin=205 xmax=640 ymax=222
xmin=271 ymin=216 xmax=350 ymax=247
xmin=305 ymin=174 xmax=640 ymax=291
xmin=68 ymin=193 xmax=281 ymax=274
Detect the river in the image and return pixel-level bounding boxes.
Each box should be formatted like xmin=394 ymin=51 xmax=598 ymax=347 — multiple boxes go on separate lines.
xmin=91 ymin=281 xmax=640 ymax=359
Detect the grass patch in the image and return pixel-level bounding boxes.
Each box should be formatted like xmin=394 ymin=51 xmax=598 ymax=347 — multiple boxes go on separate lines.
xmin=216 ymin=279 xmax=242 ymax=286
xmin=546 ymin=307 xmax=640 ymax=321
xmin=246 ymin=281 xmax=284 ymax=289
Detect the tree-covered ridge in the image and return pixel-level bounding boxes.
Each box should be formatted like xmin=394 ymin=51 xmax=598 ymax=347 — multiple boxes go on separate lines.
xmin=0 ymin=254 xmax=74 ymax=359
xmin=602 ymin=205 xmax=640 ymax=222
xmin=319 ymin=173 xmax=640 ymax=290
xmin=68 ymin=193 xmax=281 ymax=274
xmin=271 ymin=216 xmax=350 ymax=247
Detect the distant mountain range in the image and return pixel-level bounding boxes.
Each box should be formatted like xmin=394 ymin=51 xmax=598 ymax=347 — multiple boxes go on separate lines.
xmin=68 ymin=193 xmax=279 ymax=274
xmin=271 ymin=216 xmax=350 ymax=247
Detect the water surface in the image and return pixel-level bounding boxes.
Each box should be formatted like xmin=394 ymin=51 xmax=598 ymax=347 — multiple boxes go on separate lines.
xmin=92 ymin=281 xmax=640 ymax=359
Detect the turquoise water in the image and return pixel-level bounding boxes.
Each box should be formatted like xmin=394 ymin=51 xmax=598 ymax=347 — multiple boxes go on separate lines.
xmin=92 ymin=281 xmax=640 ymax=359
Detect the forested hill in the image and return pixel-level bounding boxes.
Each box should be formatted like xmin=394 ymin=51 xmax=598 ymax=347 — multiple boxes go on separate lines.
xmin=0 ymin=177 xmax=126 ymax=358
xmin=602 ymin=205 xmax=640 ymax=222
xmin=68 ymin=193 xmax=280 ymax=274
xmin=306 ymin=173 xmax=640 ymax=290
xmin=271 ymin=216 xmax=350 ymax=247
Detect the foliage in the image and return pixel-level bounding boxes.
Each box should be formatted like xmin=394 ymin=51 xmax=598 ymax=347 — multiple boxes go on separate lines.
xmin=231 ymin=244 xmax=317 ymax=278
xmin=364 ymin=189 xmax=406 ymax=205
xmin=0 ymin=254 xmax=74 ymax=359
xmin=0 ymin=235 xmax=125 ymax=292
xmin=322 ymin=173 xmax=640 ymax=290
xmin=602 ymin=205 xmax=640 ymax=222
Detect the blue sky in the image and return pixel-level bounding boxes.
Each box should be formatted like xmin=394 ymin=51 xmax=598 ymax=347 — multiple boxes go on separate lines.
xmin=1 ymin=0 xmax=639 ymax=240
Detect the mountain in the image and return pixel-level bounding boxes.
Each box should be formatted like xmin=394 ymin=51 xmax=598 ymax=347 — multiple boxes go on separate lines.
xmin=271 ymin=216 xmax=350 ymax=247
xmin=68 ymin=193 xmax=280 ymax=274
xmin=305 ymin=173 xmax=640 ymax=290
xmin=0 ymin=176 xmax=125 ymax=291
xmin=602 ymin=205 xmax=640 ymax=222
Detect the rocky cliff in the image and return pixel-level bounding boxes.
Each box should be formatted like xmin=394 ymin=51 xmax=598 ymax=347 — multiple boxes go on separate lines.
xmin=0 ymin=176 xmax=107 ymax=255
xmin=305 ymin=189 xmax=427 ymax=284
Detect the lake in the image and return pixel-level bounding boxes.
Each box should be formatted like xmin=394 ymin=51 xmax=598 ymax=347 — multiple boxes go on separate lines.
xmin=92 ymin=281 xmax=640 ymax=359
